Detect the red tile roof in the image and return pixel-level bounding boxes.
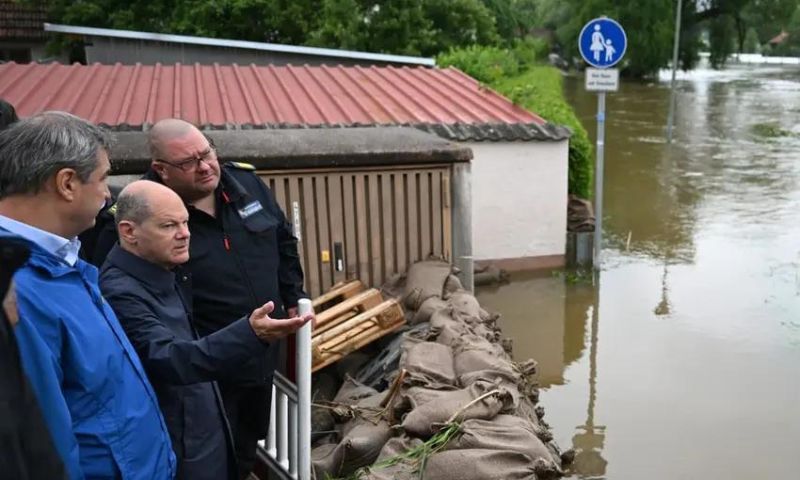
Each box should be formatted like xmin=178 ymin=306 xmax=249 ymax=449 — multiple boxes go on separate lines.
xmin=0 ymin=0 xmax=47 ymax=40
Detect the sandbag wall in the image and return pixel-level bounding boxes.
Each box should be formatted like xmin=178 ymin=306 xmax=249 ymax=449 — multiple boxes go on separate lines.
xmin=310 ymin=260 xmax=572 ymax=480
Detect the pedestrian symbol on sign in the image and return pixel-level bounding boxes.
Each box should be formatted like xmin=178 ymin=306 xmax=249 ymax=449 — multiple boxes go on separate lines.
xmin=579 ymin=17 xmax=627 ymax=68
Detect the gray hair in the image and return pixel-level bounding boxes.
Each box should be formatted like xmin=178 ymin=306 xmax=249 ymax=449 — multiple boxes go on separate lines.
xmin=0 ymin=111 xmax=111 ymax=199
xmin=114 ymin=188 xmax=151 ymax=227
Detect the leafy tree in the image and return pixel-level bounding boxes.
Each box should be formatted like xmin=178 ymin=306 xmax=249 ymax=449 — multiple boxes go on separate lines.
xmin=708 ymin=14 xmax=735 ymax=67
xmin=742 ymin=27 xmax=761 ymax=53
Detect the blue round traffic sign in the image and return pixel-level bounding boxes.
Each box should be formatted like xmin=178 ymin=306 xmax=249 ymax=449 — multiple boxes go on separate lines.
xmin=579 ymin=17 xmax=627 ymax=68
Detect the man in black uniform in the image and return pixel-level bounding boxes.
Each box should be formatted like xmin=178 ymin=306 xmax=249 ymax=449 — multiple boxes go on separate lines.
xmin=92 ymin=119 xmax=308 ymax=478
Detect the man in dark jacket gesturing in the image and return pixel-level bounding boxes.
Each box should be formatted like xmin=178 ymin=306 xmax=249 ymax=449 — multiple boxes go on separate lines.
xmin=92 ymin=119 xmax=309 ymax=478
xmin=100 ymin=180 xmax=312 ymax=479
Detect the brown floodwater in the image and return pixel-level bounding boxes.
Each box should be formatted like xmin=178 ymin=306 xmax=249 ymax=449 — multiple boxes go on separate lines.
xmin=476 ymin=64 xmax=800 ymax=479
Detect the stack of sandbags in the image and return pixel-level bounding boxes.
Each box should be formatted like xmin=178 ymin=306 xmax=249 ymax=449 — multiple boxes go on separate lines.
xmin=312 ymin=259 xmax=569 ymax=480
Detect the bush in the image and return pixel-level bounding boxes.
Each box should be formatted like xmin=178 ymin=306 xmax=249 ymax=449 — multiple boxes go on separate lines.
xmin=510 ymin=37 xmax=550 ymax=68
xmin=437 ymin=45 xmax=520 ymax=84
xmin=493 ymin=67 xmax=593 ymax=198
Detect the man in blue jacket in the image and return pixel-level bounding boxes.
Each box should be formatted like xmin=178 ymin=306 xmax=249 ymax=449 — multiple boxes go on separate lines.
xmin=0 ymin=112 xmax=176 ymax=479
xmin=99 ymin=180 xmax=312 ymax=479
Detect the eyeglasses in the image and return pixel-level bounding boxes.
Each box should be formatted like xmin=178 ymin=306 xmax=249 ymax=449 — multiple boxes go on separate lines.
xmin=156 ymin=146 xmax=217 ymax=172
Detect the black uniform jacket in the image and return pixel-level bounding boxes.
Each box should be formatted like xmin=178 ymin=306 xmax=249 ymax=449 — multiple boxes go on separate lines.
xmin=99 ymin=245 xmax=269 ymax=479
xmin=90 ymin=162 xmax=306 ymax=385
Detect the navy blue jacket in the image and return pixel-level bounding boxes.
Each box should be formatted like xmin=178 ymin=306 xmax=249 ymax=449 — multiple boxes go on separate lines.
xmin=99 ymin=245 xmax=269 ymax=479
xmin=90 ymin=163 xmax=306 ymax=386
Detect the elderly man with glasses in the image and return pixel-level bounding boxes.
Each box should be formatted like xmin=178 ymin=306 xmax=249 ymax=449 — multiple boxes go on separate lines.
xmin=91 ymin=119 xmax=308 ymax=479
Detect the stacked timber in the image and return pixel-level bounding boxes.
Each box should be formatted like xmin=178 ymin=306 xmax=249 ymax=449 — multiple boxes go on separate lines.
xmin=312 ymin=281 xmax=406 ymax=372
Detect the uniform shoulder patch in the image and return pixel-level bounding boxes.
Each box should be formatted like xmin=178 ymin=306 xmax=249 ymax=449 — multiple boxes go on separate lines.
xmin=107 ymin=203 xmax=118 ymax=216
xmin=226 ymin=161 xmax=256 ymax=171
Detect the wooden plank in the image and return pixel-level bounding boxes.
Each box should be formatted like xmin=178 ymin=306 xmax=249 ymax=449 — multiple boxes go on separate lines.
xmin=312 ymin=321 xmax=405 ymax=372
xmin=313 ymin=310 xmax=358 ymax=341
xmin=342 ymin=173 xmax=359 ymax=280
xmin=367 ymin=173 xmax=383 ymax=287
xmin=406 ymin=172 xmax=419 ymax=265
xmin=381 ymin=173 xmax=395 ymax=282
xmin=327 ymin=174 xmax=346 ymax=286
xmin=419 ymin=171 xmax=432 ymax=259
xmin=314 ymin=288 xmax=383 ymax=329
xmin=393 ymin=172 xmax=407 ymax=275
xmin=315 ymin=175 xmax=333 ymax=293
xmin=312 ymin=299 xmax=402 ymax=345
xmin=354 ymin=174 xmax=371 ymax=287
xmin=301 ymin=176 xmax=322 ymax=298
xmin=442 ymin=171 xmax=452 ymax=262
xmin=431 ymin=170 xmax=443 ymax=258
xmin=271 ymin=176 xmax=287 ymax=213
xmin=286 ymin=176 xmax=310 ymax=295
xmin=311 ymin=280 xmax=364 ymax=310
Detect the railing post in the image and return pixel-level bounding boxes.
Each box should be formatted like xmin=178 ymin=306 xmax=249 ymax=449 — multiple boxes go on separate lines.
xmin=267 ymin=384 xmax=277 ymax=457
xmin=297 ymin=298 xmax=313 ymax=480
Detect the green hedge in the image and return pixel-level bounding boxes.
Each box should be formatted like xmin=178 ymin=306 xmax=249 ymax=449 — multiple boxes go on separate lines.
xmin=437 ymin=43 xmax=593 ymax=199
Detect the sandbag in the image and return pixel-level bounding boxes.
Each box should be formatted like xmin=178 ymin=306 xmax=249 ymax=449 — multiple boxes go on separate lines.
xmin=311 ymin=443 xmax=341 ymax=479
xmin=314 ymin=415 xmax=393 ymax=478
xmin=454 ymin=348 xmax=518 ymax=381
xmin=401 ymin=380 xmax=514 ymax=437
xmin=410 ymin=296 xmax=449 ymax=325
xmin=447 ymin=289 xmax=483 ymax=324
xmin=334 ymin=375 xmax=378 ymax=405
xmin=394 ymin=386 xmax=455 ymax=419
xmin=400 ymin=340 xmax=457 ymax=388
xmin=423 ymin=449 xmax=538 ymax=480
xmin=443 ymin=273 xmax=463 ymax=295
xmin=403 ymin=260 xmax=452 ymax=310
xmin=450 ymin=415 xmax=558 ymax=471
xmin=363 ymin=435 xmax=424 ymax=480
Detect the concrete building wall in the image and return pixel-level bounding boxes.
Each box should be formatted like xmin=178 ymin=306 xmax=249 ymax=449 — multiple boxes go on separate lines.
xmin=468 ymin=140 xmax=569 ymax=270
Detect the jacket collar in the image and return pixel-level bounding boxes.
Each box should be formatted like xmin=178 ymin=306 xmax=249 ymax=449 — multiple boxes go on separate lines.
xmin=0 ymin=227 xmax=89 ymax=279
xmin=106 ymin=244 xmax=176 ymax=294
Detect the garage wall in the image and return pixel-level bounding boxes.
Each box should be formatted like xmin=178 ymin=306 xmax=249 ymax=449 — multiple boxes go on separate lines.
xmin=468 ymin=140 xmax=569 ymax=270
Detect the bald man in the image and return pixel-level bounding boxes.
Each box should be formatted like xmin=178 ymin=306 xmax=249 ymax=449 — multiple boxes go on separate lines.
xmin=98 ymin=181 xmax=311 ymax=480
xmin=90 ymin=119 xmax=308 ymax=477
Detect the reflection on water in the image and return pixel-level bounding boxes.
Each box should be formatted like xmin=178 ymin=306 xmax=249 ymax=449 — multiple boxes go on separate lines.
xmin=476 ymin=65 xmax=800 ymax=479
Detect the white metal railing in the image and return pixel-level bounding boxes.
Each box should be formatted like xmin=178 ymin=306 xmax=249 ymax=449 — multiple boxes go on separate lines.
xmin=261 ymin=298 xmax=312 ymax=479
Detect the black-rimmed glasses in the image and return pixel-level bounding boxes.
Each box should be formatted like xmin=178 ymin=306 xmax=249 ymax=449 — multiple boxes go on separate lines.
xmin=156 ymin=146 xmax=217 ymax=172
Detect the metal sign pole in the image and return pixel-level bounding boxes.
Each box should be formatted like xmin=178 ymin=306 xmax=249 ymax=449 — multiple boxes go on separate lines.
xmin=593 ymin=92 xmax=606 ymax=268
xmin=666 ymin=0 xmax=683 ymax=143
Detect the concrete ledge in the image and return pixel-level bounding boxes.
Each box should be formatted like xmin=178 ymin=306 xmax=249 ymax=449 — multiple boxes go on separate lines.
xmin=109 ymin=127 xmax=472 ymax=174
xmin=475 ymin=254 xmax=565 ymax=272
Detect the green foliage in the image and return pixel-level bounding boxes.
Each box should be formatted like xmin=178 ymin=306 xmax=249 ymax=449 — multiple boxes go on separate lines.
xmin=437 ymin=45 xmax=520 ymax=84
xmin=708 ymin=15 xmax=735 ymax=68
xmin=493 ymin=67 xmax=593 ymax=198
xmin=436 ymin=37 xmax=550 ymax=84
xmin=742 ymin=27 xmax=761 ymax=53
xmin=751 ymin=122 xmax=794 ymax=138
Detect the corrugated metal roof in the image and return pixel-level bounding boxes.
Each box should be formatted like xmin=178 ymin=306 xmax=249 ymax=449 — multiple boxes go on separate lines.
xmin=0 ymin=62 xmax=569 ymax=142
xmin=0 ymin=0 xmax=47 ymax=40
xmin=44 ymin=23 xmax=436 ymax=67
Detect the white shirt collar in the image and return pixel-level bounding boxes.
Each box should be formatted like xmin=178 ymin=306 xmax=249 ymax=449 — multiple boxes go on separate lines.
xmin=0 ymin=215 xmax=81 ymax=266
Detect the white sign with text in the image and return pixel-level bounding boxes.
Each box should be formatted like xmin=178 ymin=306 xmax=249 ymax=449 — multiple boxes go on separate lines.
xmin=585 ymin=68 xmax=619 ymax=92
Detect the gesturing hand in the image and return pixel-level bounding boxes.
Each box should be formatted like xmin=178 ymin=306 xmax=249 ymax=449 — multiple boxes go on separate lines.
xmin=248 ymin=301 xmax=313 ymax=342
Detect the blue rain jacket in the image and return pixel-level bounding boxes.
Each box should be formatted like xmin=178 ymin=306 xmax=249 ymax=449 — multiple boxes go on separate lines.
xmin=4 ymin=230 xmax=177 ymax=480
